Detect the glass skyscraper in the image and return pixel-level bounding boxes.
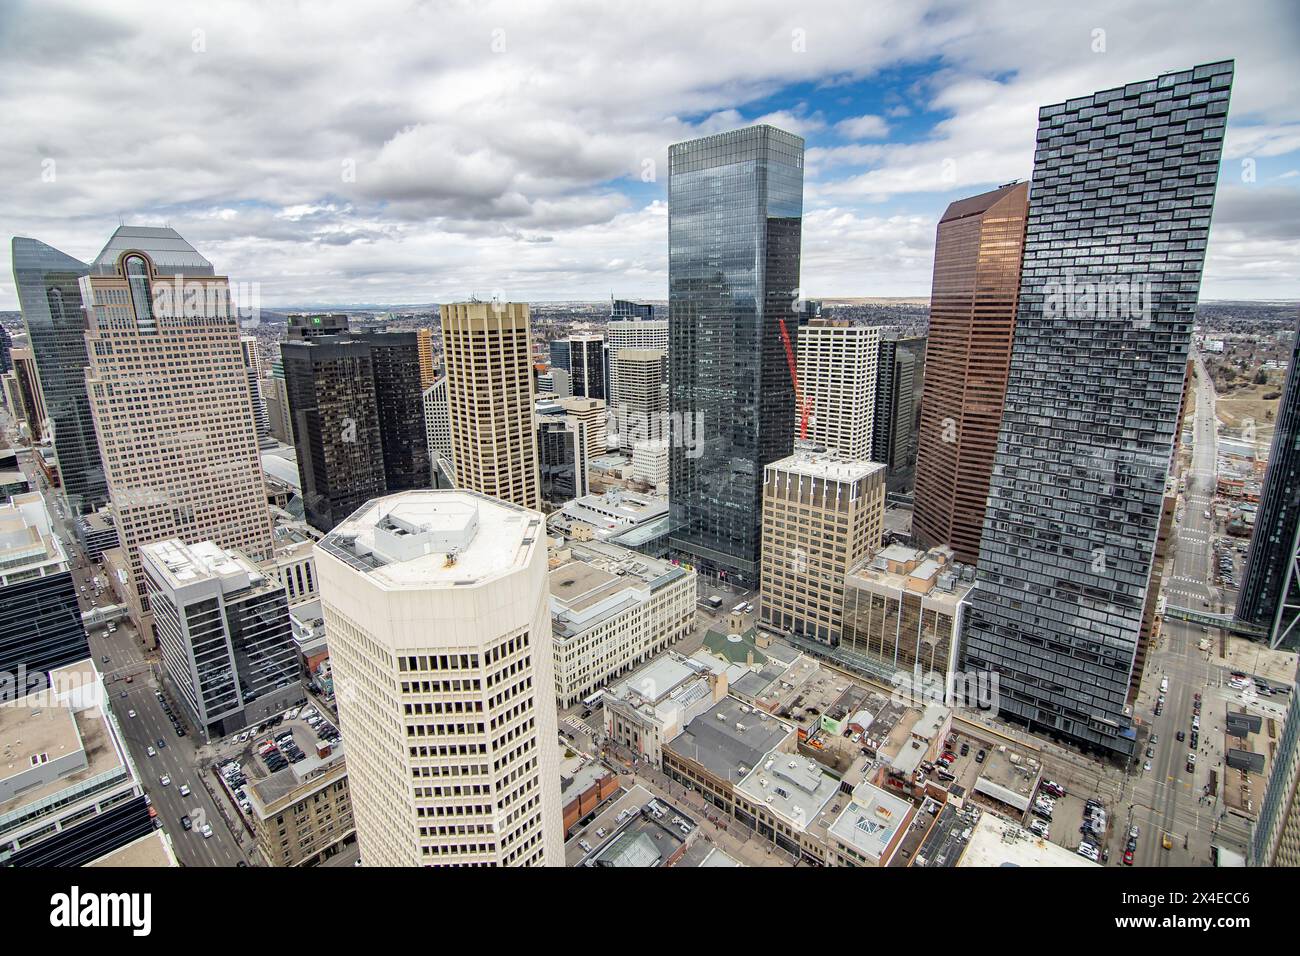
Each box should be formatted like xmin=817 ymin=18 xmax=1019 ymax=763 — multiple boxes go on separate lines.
xmin=1236 ymin=314 xmax=1300 ymax=649
xmin=668 ymin=124 xmax=803 ymax=585
xmin=962 ymin=61 xmax=1234 ymax=758
xmin=11 ymin=237 xmax=108 ymax=513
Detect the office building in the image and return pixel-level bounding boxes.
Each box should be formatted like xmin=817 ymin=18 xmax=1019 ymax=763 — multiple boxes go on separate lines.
xmin=602 ymin=653 xmax=728 ymax=765
xmin=422 ymin=375 xmax=454 ymax=484
xmin=416 ymin=327 xmax=437 ymax=389
xmin=1237 ymin=315 xmax=1300 ymax=649
xmin=567 ymin=333 xmax=606 ymax=401
xmin=0 ymin=492 xmax=89 ymax=682
xmin=537 ymin=407 xmax=592 ymax=506
xmin=357 ymin=331 xmax=430 ymax=495
xmin=9 ymin=341 xmax=45 ymax=443
xmin=549 ymin=540 xmax=695 ymax=708
xmin=758 ymin=451 xmax=886 ymax=645
xmin=1 ymin=660 xmax=153 ymax=867
xmin=872 ymin=333 xmax=926 ymax=477
xmin=0 ymin=325 xmax=10 ymax=375
xmin=962 ymin=61 xmax=1234 ymax=758
xmin=11 ymin=238 xmax=108 ymax=512
xmin=440 ymin=301 xmax=541 ymax=510
xmin=246 ymin=730 xmax=353 ymax=867
xmin=607 ymin=302 xmax=666 ymax=413
xmin=1253 ymin=664 xmax=1300 ymax=866
xmin=611 ymin=348 xmax=668 ymax=455
xmin=241 ymin=335 xmax=272 ymax=446
xmin=316 ymin=490 xmax=563 ymax=866
xmin=839 ymin=544 xmax=973 ymax=684
xmin=668 ymin=125 xmax=804 ymax=585
xmin=281 ymin=337 xmax=384 ymax=533
xmin=83 ymin=227 xmax=275 ymax=630
xmin=143 ymin=539 xmax=301 ymax=742
xmin=913 ymin=182 xmax=1030 ymax=564
xmin=796 ymin=321 xmax=880 ymax=460
xmin=288 ymin=313 xmax=349 ymax=341
xmin=549 ymin=338 xmax=570 ymax=372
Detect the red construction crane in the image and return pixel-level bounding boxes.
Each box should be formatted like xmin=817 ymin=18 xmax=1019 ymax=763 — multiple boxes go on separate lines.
xmin=779 ymin=317 xmax=814 ymax=440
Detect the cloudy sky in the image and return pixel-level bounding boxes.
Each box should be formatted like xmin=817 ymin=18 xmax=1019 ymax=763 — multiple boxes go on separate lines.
xmin=1 ymin=0 xmax=1297 ymax=308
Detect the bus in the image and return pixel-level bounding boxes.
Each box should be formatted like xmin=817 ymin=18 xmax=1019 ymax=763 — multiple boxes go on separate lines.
xmin=582 ymin=689 xmax=606 ymax=710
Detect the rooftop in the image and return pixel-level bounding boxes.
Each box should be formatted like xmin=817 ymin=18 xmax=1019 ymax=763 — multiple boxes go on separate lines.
xmin=86 ymin=830 xmax=179 ymax=868
xmin=958 ymin=813 xmax=1097 ymax=868
xmin=91 ymin=225 xmax=214 ymax=275
xmin=140 ymin=539 xmax=263 ymax=593
xmin=319 ymin=490 xmax=543 ymax=590
xmin=664 ymin=696 xmax=794 ymax=785
xmin=827 ymin=780 xmax=915 ymax=864
xmin=766 ymin=450 xmax=885 ymax=484
xmin=736 ymin=753 xmax=840 ymax=832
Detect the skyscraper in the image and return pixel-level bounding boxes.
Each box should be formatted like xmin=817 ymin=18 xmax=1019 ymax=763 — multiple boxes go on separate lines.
xmin=281 ymin=337 xmax=385 ymax=533
xmin=240 ymin=335 xmax=272 ymax=446
xmin=83 ymin=226 xmax=275 ymax=630
xmin=9 ymin=339 xmax=46 ymax=443
xmin=287 ymin=312 xmax=349 ymax=341
xmin=913 ymin=182 xmax=1029 ymax=564
xmin=612 ymin=348 xmax=668 ymax=456
xmin=422 ymin=375 xmax=454 ymax=482
xmin=440 ymin=301 xmax=540 ymax=510
xmin=872 ymin=333 xmax=926 ymax=478
xmin=356 ymin=331 xmax=430 ymax=494
xmin=962 ymin=61 xmax=1234 ymax=758
xmin=316 ymin=489 xmax=563 ymax=866
xmin=668 ymin=124 xmax=804 ymax=585
xmin=567 ymin=332 xmax=606 ymax=401
xmin=415 ymin=326 xmax=437 ymax=389
xmin=1236 ymin=314 xmax=1300 ymax=649
xmin=607 ymin=300 xmax=666 ymax=414
xmin=11 ymin=237 xmax=107 ymax=512
xmin=1253 ymin=662 xmax=1300 ymax=865
xmin=796 ymin=320 xmax=880 ymax=460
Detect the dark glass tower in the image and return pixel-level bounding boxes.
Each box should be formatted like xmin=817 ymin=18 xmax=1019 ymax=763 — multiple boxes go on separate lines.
xmin=549 ymin=339 xmax=571 ymax=372
xmin=962 ymin=61 xmax=1234 ymax=759
xmin=352 ymin=331 xmax=430 ymax=494
xmin=1237 ymin=315 xmax=1300 ymax=649
xmin=667 ymin=125 xmax=804 ymax=585
xmin=281 ymin=337 xmax=386 ymax=533
xmin=873 ymin=333 xmax=927 ymax=475
xmin=11 ymin=237 xmax=107 ymax=513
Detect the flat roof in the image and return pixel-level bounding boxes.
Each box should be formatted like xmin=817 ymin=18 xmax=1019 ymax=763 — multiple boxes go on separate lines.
xmin=140 ymin=539 xmax=261 ymax=592
xmin=958 ymin=813 xmax=1098 ymax=868
xmin=766 ymin=451 xmax=885 ymax=483
xmin=319 ymin=490 xmax=543 ymax=590
xmin=86 ymin=830 xmax=179 ymax=868
xmin=0 ymin=696 xmax=82 ymax=787
xmin=827 ymin=781 xmax=914 ymax=863
xmin=736 ymin=754 xmax=839 ymax=832
xmin=665 ymin=697 xmax=793 ymax=784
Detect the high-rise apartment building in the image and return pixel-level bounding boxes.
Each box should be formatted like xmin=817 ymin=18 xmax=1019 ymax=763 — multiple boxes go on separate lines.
xmin=567 ymin=333 xmax=606 ymax=401
xmin=796 ymin=321 xmax=880 ymax=460
xmin=82 ymin=227 xmax=275 ymax=630
xmin=316 ymin=490 xmax=563 ymax=866
xmin=281 ymin=337 xmax=385 ymax=533
xmin=872 ymin=333 xmax=926 ymax=477
xmin=0 ymin=492 xmax=89 ymax=682
xmin=11 ymin=238 xmax=107 ymax=512
xmin=440 ymin=301 xmax=540 ymax=510
xmin=962 ymin=61 xmax=1234 ymax=758
xmin=759 ymin=450 xmax=885 ymax=645
xmin=142 ymin=539 xmax=301 ymax=741
xmin=668 ymin=125 xmax=804 ymax=585
xmin=1237 ymin=314 xmax=1300 ymax=649
xmin=913 ymin=183 xmax=1029 ymax=564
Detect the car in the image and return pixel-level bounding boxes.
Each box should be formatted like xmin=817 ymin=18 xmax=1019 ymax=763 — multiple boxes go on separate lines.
xmin=125 ymin=675 xmax=133 ymax=683
xmin=1190 ymin=732 xmax=1199 ymax=748
xmin=959 ymin=743 xmax=970 ymax=756
xmin=1041 ymin=780 xmax=1066 ymax=798
xmin=159 ymin=774 xmax=171 ymax=787
xmin=146 ymin=745 xmax=155 ymax=757
xmin=101 ymin=655 xmax=110 ymax=664
xmin=179 ymin=784 xmax=191 ymax=797
xmin=1151 ymin=734 xmax=1159 ymax=745
xmin=1144 ymin=761 xmax=1152 ymax=772
xmin=147 ymin=805 xmax=157 ymax=819
xmin=1129 ymin=824 xmax=1140 ymax=840
xmin=1176 ymin=730 xmax=1185 ymax=742
xmin=975 ymin=749 xmax=986 ymax=764
xmin=156 ymin=738 xmax=166 ymax=749
xmin=1146 ymin=746 xmax=1155 ymax=759
xmin=1123 ymin=849 xmax=1134 ymax=865
xmin=578 ymin=840 xmax=592 ymax=853
xmin=119 ymin=691 xmax=128 ymax=700
xmin=1187 ymin=760 xmax=1196 ymax=773
xmin=1031 ymin=805 xmax=1053 ymax=822
xmin=1077 ymin=843 xmax=1100 ymax=861
xmin=180 ymin=816 xmax=192 ymax=831
xmin=1030 ymin=819 xmax=1050 ymax=838
xmin=200 ymin=823 xmax=213 ymax=839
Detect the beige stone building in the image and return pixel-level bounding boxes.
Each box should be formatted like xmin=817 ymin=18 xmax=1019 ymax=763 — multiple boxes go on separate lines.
xmin=796 ymin=321 xmax=880 ymax=461
xmin=316 ymin=489 xmax=563 ymax=866
xmin=81 ymin=227 xmax=273 ymax=633
xmin=440 ymin=301 xmax=540 ymax=510
xmin=759 ymin=450 xmax=885 ymax=645
xmin=247 ymin=750 xmax=354 ymax=867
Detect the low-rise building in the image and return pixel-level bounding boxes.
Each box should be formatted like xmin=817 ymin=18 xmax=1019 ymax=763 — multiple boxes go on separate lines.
xmin=245 ymin=735 xmax=353 ymax=866
xmin=603 ymin=653 xmax=727 ymax=765
xmin=550 ymin=541 xmax=695 ymax=708
xmin=825 ymin=779 xmax=916 ymax=867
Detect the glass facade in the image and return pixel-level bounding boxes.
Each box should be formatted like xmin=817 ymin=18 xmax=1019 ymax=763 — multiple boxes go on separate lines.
xmin=1236 ymin=315 xmax=1300 ymax=648
xmin=872 ymin=334 xmax=926 ymax=474
xmin=962 ymin=61 xmax=1234 ymax=758
xmin=10 ymin=238 xmax=108 ymax=513
xmin=668 ymin=125 xmax=804 ymax=584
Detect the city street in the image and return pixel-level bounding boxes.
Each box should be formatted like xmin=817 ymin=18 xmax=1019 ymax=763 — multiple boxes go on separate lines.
xmin=12 ymin=441 xmax=252 ymax=868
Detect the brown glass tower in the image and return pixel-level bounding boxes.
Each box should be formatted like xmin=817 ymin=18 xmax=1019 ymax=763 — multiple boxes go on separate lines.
xmin=913 ymin=182 xmax=1028 ymax=565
